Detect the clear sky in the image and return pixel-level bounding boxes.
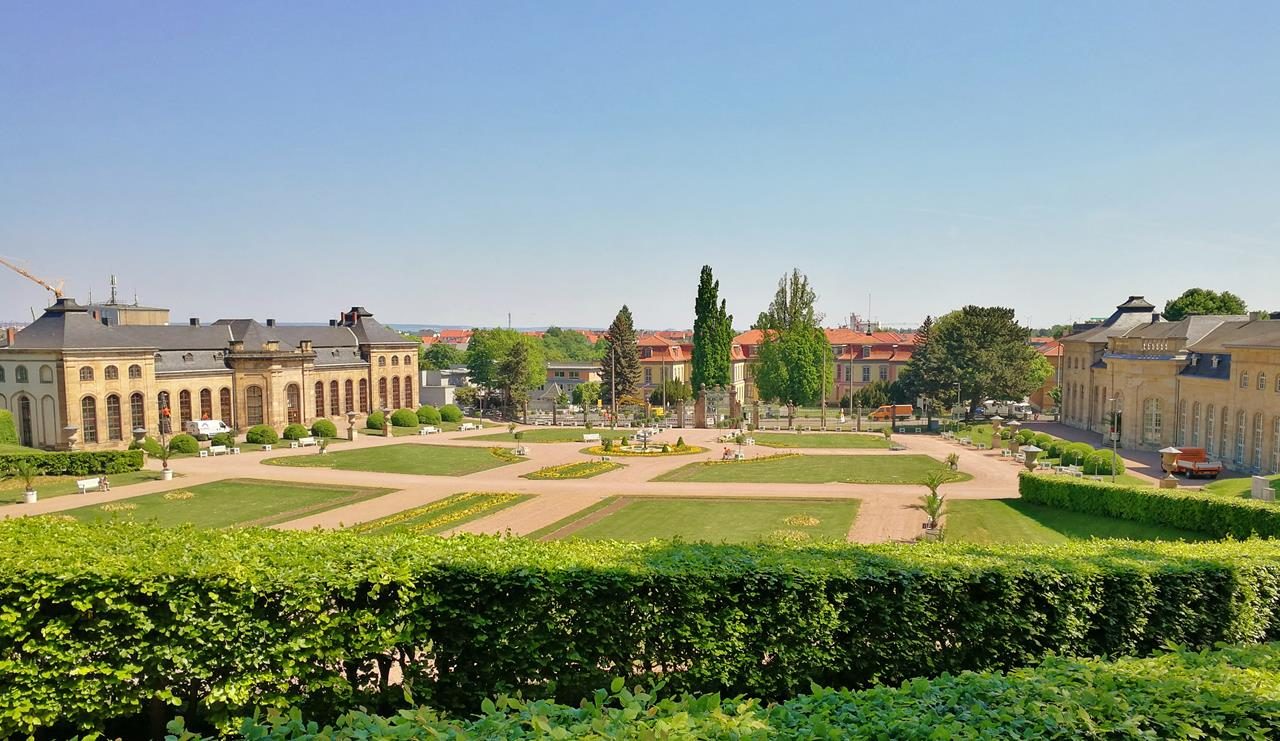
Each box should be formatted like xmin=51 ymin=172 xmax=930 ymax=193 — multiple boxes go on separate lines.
xmin=2 ymin=2 xmax=1277 ymax=330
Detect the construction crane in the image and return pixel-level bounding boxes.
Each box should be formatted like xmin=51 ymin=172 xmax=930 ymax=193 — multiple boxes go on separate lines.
xmin=0 ymin=256 xmax=64 ymax=299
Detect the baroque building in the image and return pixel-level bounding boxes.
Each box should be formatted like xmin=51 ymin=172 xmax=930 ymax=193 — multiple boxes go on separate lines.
xmin=0 ymin=299 xmax=417 ymax=450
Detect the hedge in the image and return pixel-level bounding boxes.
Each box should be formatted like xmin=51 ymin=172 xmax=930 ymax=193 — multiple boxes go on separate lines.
xmin=1020 ymin=472 xmax=1280 ymax=538
xmin=439 ymin=404 xmax=462 ymax=423
xmin=128 ymin=436 xmax=164 ymax=457
xmin=0 ymin=450 xmax=142 ymax=476
xmin=6 ymin=520 xmax=1280 ymax=735
xmin=1061 ymin=442 xmax=1095 ymax=466
xmin=281 ymin=424 xmax=310 ymax=441
xmin=416 ymin=405 xmax=441 ymax=426
xmin=1044 ymin=438 xmax=1072 ymax=460
xmin=210 ymin=432 xmax=236 ymax=448
xmin=185 ymin=644 xmax=1280 ymax=739
xmin=1083 ymin=448 xmax=1125 ymax=475
xmin=1016 ymin=428 xmax=1036 ymax=444
xmin=0 ymin=409 xmax=16 ymax=445
xmin=167 ymin=433 xmax=200 ymax=454
xmin=390 ymin=408 xmax=419 ymax=428
xmin=310 ymin=419 xmax=337 ymax=438
xmin=245 ymin=424 xmax=278 ymax=445
xmin=365 ymin=411 xmax=385 ymax=430
xmin=1031 ymin=432 xmax=1054 ymax=450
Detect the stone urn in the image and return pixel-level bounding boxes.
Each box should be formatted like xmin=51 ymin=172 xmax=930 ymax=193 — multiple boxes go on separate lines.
xmin=1021 ymin=445 xmax=1042 ymax=472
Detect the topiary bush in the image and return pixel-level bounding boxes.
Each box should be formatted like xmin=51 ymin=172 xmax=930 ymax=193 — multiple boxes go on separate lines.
xmin=210 ymin=432 xmax=236 ymax=448
xmin=167 ymin=433 xmax=200 ymax=454
xmin=282 ymin=424 xmax=310 ymax=441
xmin=1045 ymin=438 xmax=1072 ymax=460
xmin=1032 ymin=433 xmax=1054 ymax=450
xmin=128 ymin=436 xmax=164 ymax=457
xmin=310 ymin=419 xmax=338 ymax=438
xmin=1017 ymin=428 xmax=1036 ymax=444
xmin=391 ymin=409 xmax=419 ymax=428
xmin=416 ymin=405 xmax=442 ymax=426
xmin=1083 ymin=449 xmax=1125 ymax=475
xmin=999 ymin=429 xmax=1013 ymax=440
xmin=0 ymin=410 xmax=16 ymax=446
xmin=1061 ymin=442 xmax=1095 ymax=466
xmin=365 ymin=411 xmax=385 ymax=431
xmin=440 ymin=404 xmax=463 ymax=423
xmin=245 ymin=424 xmax=279 ymax=445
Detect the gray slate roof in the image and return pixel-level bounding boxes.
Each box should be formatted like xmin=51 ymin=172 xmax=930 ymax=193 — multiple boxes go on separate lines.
xmin=1061 ymin=296 xmax=1159 ymax=344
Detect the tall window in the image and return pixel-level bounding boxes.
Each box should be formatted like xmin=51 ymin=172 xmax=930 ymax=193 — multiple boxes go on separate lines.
xmin=879 ymin=365 xmax=888 ymax=381
xmin=1235 ymin=410 xmax=1247 ymax=465
xmin=246 ymin=386 xmax=264 ymax=426
xmin=130 ymin=392 xmax=145 ymax=432
xmin=344 ymin=380 xmax=354 ymax=413
xmin=1176 ymin=400 xmax=1187 ymax=446
xmin=392 ymin=355 xmax=400 ymax=366
xmin=15 ymin=366 xmax=27 ymax=383
xmin=1142 ymin=398 xmax=1162 ymax=444
xmin=1241 ymin=372 xmax=1250 ymax=388
xmin=105 ymin=394 xmax=122 ymax=441
xmin=39 ymin=366 xmax=52 ymax=383
xmin=359 ymin=379 xmax=369 ymax=412
xmin=330 ymin=381 xmax=340 ymax=415
xmin=861 ymin=366 xmax=870 ymax=382
xmin=286 ymin=383 xmax=301 ymax=424
xmin=315 ymin=382 xmax=325 ymax=417
xmin=1220 ymin=407 xmax=1230 ymax=462
xmin=392 ymin=376 xmax=401 ymax=408
xmin=220 ymin=388 xmax=232 ymax=424
xmin=200 ymin=388 xmax=213 ymax=420
xmin=644 ymin=368 xmax=652 ymax=385
xmin=79 ymin=367 xmax=94 ymax=382
xmin=179 ymin=390 xmax=193 ymax=424
xmin=1206 ymin=405 xmax=1216 ymax=456
xmin=104 ymin=365 xmax=119 ymax=381
xmin=81 ymin=396 xmax=98 ymax=443
xmin=405 ymin=354 xmax=413 ymax=366
xmin=1191 ymin=403 xmax=1201 ymax=446
xmin=404 ymin=375 xmax=413 ymax=408
xmin=378 ymin=378 xmax=387 ymax=408
xmin=128 ymin=364 xmax=142 ymax=380
xmin=1252 ymin=413 xmax=1263 ymax=470
xmin=1261 ymin=373 xmax=1268 ymax=391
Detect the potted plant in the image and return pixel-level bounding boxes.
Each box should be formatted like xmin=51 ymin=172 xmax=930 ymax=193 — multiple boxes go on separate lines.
xmin=945 ymin=452 xmax=960 ymax=471
xmin=919 ymin=470 xmax=955 ymax=532
xmin=8 ymin=460 xmax=39 ymax=504
xmin=317 ymin=438 xmax=329 ymax=455
xmin=153 ymin=444 xmax=174 ymax=481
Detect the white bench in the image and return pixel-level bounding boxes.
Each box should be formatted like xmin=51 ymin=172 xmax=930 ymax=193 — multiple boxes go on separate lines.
xmin=583 ymin=433 xmax=602 ymax=443
xmin=76 ymin=478 xmax=101 ymax=494
xmin=209 ymin=445 xmax=228 ymax=456
xmin=418 ymin=426 xmax=440 ymax=436
xmin=290 ymin=437 xmax=318 ymax=449
xmin=261 ymin=444 xmax=273 ymax=451
xmin=459 ymin=422 xmax=478 ymax=431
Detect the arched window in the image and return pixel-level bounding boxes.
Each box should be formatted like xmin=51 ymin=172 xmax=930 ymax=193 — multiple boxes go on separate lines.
xmin=1176 ymin=400 xmax=1187 ymax=446
xmin=392 ymin=355 xmax=400 ymax=366
xmin=315 ymin=381 xmax=325 ymax=417
xmin=1205 ymin=405 xmax=1216 ymax=456
xmin=79 ymin=367 xmax=94 ymax=382
xmin=128 ymin=364 xmax=142 ymax=380
xmin=179 ymin=390 xmax=193 ymax=424
xmin=200 ymin=388 xmax=213 ymax=420
xmin=378 ymin=356 xmax=386 ymax=367
xmin=1142 ymin=398 xmax=1162 ymax=444
xmin=245 ymin=386 xmax=264 ymax=426
xmin=378 ymin=377 xmax=387 ymax=408
xmin=1191 ymin=402 xmax=1201 ymax=446
xmin=1261 ymin=373 xmax=1268 ymax=391
xmin=104 ymin=365 xmax=118 ymax=381
xmin=81 ymin=396 xmax=98 ymax=443
xmin=286 ymin=383 xmax=301 ymax=424
xmin=130 ymin=392 xmax=145 ymax=433
xmin=1235 ymin=410 xmax=1247 ymax=465
xmin=220 ymin=388 xmax=232 ymax=424
xmin=1252 ymin=412 xmax=1264 ymax=470
xmin=404 ymin=375 xmax=413 ymax=408
xmin=329 ymin=381 xmax=339 ymax=416
xmin=157 ymin=391 xmax=172 ymax=434
xmin=344 ymin=379 xmax=354 ymax=413
xmin=15 ymin=366 xmax=27 ymax=383
xmin=39 ymin=365 xmax=52 ymax=383
xmin=404 ymin=354 xmax=413 ymax=366
xmin=391 ymin=376 xmax=401 ymax=408
xmin=105 ymin=394 xmax=122 ymax=441
xmin=1241 ymin=372 xmax=1250 ymax=389
xmin=0 ymin=366 xmax=5 ymax=382
xmin=359 ymin=379 xmax=369 ymax=412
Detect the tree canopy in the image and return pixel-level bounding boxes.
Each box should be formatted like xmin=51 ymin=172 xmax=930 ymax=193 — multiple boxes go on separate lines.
xmin=754 ymin=268 xmax=822 ymax=330
xmin=753 ymin=270 xmax=832 ymax=424
xmin=540 ymin=327 xmax=603 ymax=363
xmin=599 ymin=306 xmax=641 ymax=405
xmin=422 ymin=343 xmax=465 ymax=370
xmin=1163 ymin=288 xmax=1248 ymax=321
xmin=691 ymin=266 xmax=734 ymax=393
xmin=466 ymin=329 xmax=544 ymax=400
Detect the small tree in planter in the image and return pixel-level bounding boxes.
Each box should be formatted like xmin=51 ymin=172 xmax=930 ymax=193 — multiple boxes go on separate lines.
xmin=5 ymin=459 xmax=40 ymax=504
xmin=919 ymin=470 xmax=956 ymax=531
xmin=945 ymin=452 xmax=960 ymax=471
xmin=152 ymin=444 xmax=174 ymax=481
xmin=882 ymin=427 xmax=893 ymax=441
xmin=317 ymin=438 xmax=329 ymax=455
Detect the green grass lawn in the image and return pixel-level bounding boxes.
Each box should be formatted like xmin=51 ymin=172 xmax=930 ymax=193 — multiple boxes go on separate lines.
xmin=59 ymin=478 xmax=393 ymax=528
xmin=351 ymin=491 xmax=532 ymax=535
xmin=751 ymin=432 xmax=891 ymax=449
xmin=944 ymin=499 xmax=1212 ymax=545
xmin=471 ymin=428 xmax=632 ymax=444
xmin=264 ymin=443 xmax=519 ymax=476
xmin=2 ymin=470 xmax=169 ymax=504
xmin=1203 ymin=474 xmax=1280 ymax=499
xmin=653 ymin=454 xmax=970 ymax=485
xmin=550 ymin=497 xmax=860 ymax=543
xmin=0 ymin=443 xmax=42 ymax=454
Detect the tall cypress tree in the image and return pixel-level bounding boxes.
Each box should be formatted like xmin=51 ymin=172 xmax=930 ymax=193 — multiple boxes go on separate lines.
xmin=600 ymin=305 xmax=641 ymax=405
xmin=692 ymin=266 xmax=733 ymax=392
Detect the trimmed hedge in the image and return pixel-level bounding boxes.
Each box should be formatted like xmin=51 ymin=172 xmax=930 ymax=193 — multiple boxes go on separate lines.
xmin=1031 ymin=432 xmax=1054 ymax=449
xmin=416 ymin=405 xmax=442 ymax=426
xmin=365 ymin=411 xmax=385 ymax=430
xmin=281 ymin=424 xmax=310 ymax=441
xmin=167 ymin=433 xmax=200 ymax=454
xmin=1044 ymin=438 xmax=1071 ymax=460
xmin=390 ymin=408 xmax=419 ymax=428
xmin=1016 ymin=428 xmax=1036 ymax=444
xmin=189 ymin=645 xmax=1280 ymax=739
xmin=6 ymin=520 xmax=1280 ymax=735
xmin=210 ymin=432 xmax=236 ymax=448
xmin=440 ymin=404 xmax=462 ymax=423
xmin=1061 ymin=442 xmax=1095 ymax=466
xmin=0 ymin=450 xmax=142 ymax=476
xmin=0 ymin=409 xmax=16 ymax=445
xmin=245 ymin=424 xmax=278 ymax=445
xmin=1083 ymin=449 xmax=1125 ymax=475
xmin=310 ymin=419 xmax=337 ymax=438
xmin=128 ymin=436 xmax=164 ymax=457
xmin=1020 ymin=472 xmax=1280 ymax=538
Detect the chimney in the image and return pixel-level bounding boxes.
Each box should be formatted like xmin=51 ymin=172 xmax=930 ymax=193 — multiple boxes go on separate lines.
xmin=189 ymin=317 xmax=200 ymax=326
xmin=101 ymin=317 xmax=109 ymax=326
xmin=266 ymin=318 xmax=276 ymax=328
xmin=5 ymin=327 xmax=15 ymax=345
xmin=299 ymin=339 xmax=313 ymax=353
xmin=329 ymin=319 xmax=338 ymax=327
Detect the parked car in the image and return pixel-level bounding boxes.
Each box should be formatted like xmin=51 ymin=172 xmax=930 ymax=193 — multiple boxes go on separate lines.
xmin=184 ymin=419 xmax=231 ymax=439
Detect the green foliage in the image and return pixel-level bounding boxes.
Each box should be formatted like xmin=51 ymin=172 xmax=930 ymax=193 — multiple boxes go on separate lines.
xmin=246 ymin=424 xmax=279 ymax=444
xmin=1019 ymin=473 xmax=1280 ymax=538
xmin=365 ymin=411 xmax=385 ymax=430
xmin=0 ymin=450 xmax=142 ymax=476
xmin=9 ymin=521 xmax=1280 ymax=735
xmin=1016 ymin=428 xmax=1036 ymax=444
xmin=852 ymin=380 xmax=891 ymax=410
xmin=1031 ymin=432 xmax=1054 ymax=449
xmin=600 ymin=306 xmax=641 ymax=405
xmin=390 ymin=409 xmax=419 ymax=428
xmin=649 ymin=379 xmax=693 ymax=406
xmin=416 ymin=405 xmax=442 ymax=425
xmin=539 ymin=326 xmax=602 ymax=363
xmin=1083 ymin=449 xmax=1126 ymax=475
xmin=310 ymin=419 xmax=338 ymax=438
xmin=1060 ymin=442 xmax=1095 ymax=466
xmin=129 ymin=436 xmax=164 ymax=457
xmin=1163 ymin=288 xmax=1248 ymax=322
xmin=167 ymin=433 xmax=200 ymax=453
xmin=0 ymin=409 xmax=16 ymax=446
xmin=422 ymin=342 xmax=464 ymax=370
xmin=691 ymin=265 xmax=734 ymax=392
xmin=466 ymin=329 xmax=545 ymax=397
xmin=756 ymin=326 xmax=833 ymax=414
xmin=3 ymin=458 xmax=38 ymax=489
xmin=281 ymin=424 xmax=310 ymax=441
xmin=1044 ymin=438 xmax=1072 ymax=459
xmin=439 ymin=404 xmax=463 ymax=423
xmin=572 ymin=381 xmax=601 ymax=407
xmin=210 ymin=432 xmax=236 ymax=448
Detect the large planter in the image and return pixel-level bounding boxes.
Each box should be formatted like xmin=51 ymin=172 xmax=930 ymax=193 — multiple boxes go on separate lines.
xmin=161 ymin=469 xmax=174 ymax=481
xmin=23 ymin=490 xmax=37 ymax=504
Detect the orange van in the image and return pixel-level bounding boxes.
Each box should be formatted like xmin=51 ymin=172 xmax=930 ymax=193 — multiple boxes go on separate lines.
xmin=870 ymin=404 xmax=912 ymax=421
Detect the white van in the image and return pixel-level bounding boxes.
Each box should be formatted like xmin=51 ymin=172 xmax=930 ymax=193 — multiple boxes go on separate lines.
xmin=185 ymin=420 xmax=231 ymax=439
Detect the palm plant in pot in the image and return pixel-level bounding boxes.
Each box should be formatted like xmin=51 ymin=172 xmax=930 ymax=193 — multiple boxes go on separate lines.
xmin=918 ymin=469 xmax=956 ymax=533
xmin=152 ymin=444 xmax=174 ymax=480
xmin=6 ymin=459 xmax=40 ymax=504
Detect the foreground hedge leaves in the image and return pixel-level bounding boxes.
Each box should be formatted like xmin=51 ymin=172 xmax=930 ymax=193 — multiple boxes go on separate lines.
xmin=5 ymin=519 xmax=1280 ymax=734
xmin=167 ymin=644 xmax=1280 ymax=739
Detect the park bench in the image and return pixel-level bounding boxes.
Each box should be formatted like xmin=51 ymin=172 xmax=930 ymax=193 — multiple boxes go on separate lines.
xmin=1000 ymin=448 xmax=1012 ymax=457
xmin=209 ymin=444 xmax=228 ymax=456
xmin=976 ymin=443 xmax=989 ymax=450
xmin=290 ymin=437 xmax=318 ymax=449
xmin=459 ymin=422 xmax=478 ymax=431
xmin=76 ymin=478 xmax=101 ymax=494
xmin=1014 ymin=451 xmax=1026 ymax=464
xmin=583 ymin=433 xmax=602 ymax=443
xmin=418 ymin=426 xmax=440 ymax=435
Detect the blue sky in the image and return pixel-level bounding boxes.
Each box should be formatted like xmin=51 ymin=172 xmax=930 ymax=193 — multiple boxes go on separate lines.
xmin=2 ymin=1 xmax=1276 ymax=329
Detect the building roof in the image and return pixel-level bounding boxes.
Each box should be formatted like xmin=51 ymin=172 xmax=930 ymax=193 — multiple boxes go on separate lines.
xmin=1060 ymin=295 xmax=1159 ymax=344
xmin=1188 ymin=320 xmax=1280 ymax=353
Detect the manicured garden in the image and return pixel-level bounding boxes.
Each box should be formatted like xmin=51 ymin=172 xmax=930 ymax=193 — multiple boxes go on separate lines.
xmin=1 ymin=469 xmax=167 ymax=504
xmin=751 ymin=432 xmax=891 ymax=449
xmin=350 ymin=492 xmax=531 ymax=536
xmin=471 ymin=427 xmax=630 ymax=444
xmin=522 ymin=460 xmax=623 ymax=480
xmin=59 ymin=478 xmax=393 ymax=528
xmin=944 ymin=499 xmax=1211 ymax=545
xmin=264 ymin=444 xmax=520 ymax=476
xmin=1204 ymin=473 xmax=1280 ymax=499
xmin=653 ymin=453 xmax=969 ymax=485
xmin=545 ymin=496 xmax=860 ymax=543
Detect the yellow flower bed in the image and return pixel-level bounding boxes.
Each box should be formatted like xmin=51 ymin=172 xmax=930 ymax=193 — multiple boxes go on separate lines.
xmin=698 ymin=453 xmax=801 ymax=467
xmin=489 ymin=447 xmax=524 ymax=463
xmin=163 ymin=490 xmax=195 ymax=501
xmin=581 ymin=445 xmax=707 ymax=457
xmin=99 ymin=502 xmax=137 ymax=513
xmin=350 ymin=492 xmax=523 ymax=535
xmin=783 ymin=514 xmax=821 ymax=527
xmin=522 ymin=461 xmax=623 ymax=480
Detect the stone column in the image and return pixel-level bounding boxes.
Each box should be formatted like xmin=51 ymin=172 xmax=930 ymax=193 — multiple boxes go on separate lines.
xmin=694 ymin=389 xmax=707 ymax=429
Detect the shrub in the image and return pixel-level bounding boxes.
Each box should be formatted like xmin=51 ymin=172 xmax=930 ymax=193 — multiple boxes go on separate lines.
xmin=167 ymin=433 xmax=200 ymax=454
xmin=0 ymin=409 xmax=16 ymax=446
xmin=365 ymin=411 xmax=385 ymax=431
xmin=602 ymin=438 xmax=614 ymax=451
xmin=1044 ymin=438 xmax=1072 ymax=460
xmin=391 ymin=409 xmax=419 ymax=428
xmin=1019 ymin=472 xmax=1280 ymax=538
xmin=7 ymin=520 xmax=1280 ymax=734
xmin=1060 ymin=442 xmax=1095 ymax=466
xmin=209 ymin=432 xmax=236 ymax=448
xmin=310 ymin=419 xmax=338 ymax=438
xmin=1032 ymin=432 xmax=1054 ymax=449
xmin=245 ymin=424 xmax=279 ymax=445
xmin=676 ymin=436 xmax=686 ymax=449
xmin=128 ymin=436 xmax=164 ymax=457
xmin=282 ymin=424 xmax=310 ymax=441
xmin=1083 ymin=449 xmax=1125 ymax=475
xmin=999 ymin=429 xmax=1013 ymax=440
xmin=416 ymin=405 xmax=442 ymax=426
xmin=1017 ymin=428 xmax=1036 ymax=444
xmin=0 ymin=450 xmax=142 ymax=476
xmin=440 ymin=404 xmax=463 ymax=423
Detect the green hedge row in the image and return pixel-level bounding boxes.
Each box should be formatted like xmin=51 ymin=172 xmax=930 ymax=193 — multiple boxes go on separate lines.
xmin=176 ymin=644 xmax=1280 ymax=739
xmin=1020 ymin=472 xmax=1280 ymax=538
xmin=0 ymin=409 xmax=16 ymax=445
xmin=6 ymin=520 xmax=1280 ymax=735
xmin=0 ymin=449 xmax=143 ymax=476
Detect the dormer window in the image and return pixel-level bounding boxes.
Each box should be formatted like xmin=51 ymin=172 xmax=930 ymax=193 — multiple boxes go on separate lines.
xmin=1211 ymin=355 xmax=1220 ymax=369
xmin=182 ymin=353 xmax=194 ymax=363
xmin=1190 ymin=354 xmax=1199 ymax=366
xmin=861 ymin=345 xmax=871 ymax=358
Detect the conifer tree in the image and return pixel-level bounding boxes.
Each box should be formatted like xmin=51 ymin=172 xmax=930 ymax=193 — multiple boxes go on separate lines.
xmin=692 ymin=266 xmax=733 ymax=393
xmin=600 ymin=305 xmax=641 ymax=406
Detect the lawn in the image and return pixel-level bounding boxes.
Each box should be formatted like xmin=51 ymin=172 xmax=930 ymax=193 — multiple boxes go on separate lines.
xmin=0 ymin=443 xmax=42 ymax=454
xmin=264 ymin=443 xmax=519 ymax=476
xmin=544 ymin=496 xmax=860 ymax=543
xmin=59 ymin=478 xmax=393 ymax=528
xmin=351 ymin=491 xmax=532 ymax=535
xmin=470 ymin=428 xmax=632 ymax=444
xmin=2 ymin=470 xmax=168 ymax=504
xmin=653 ymin=454 xmax=969 ymax=485
xmin=944 ymin=499 xmax=1212 ymax=545
xmin=1204 ymin=474 xmax=1280 ymax=499
xmin=751 ymin=432 xmax=890 ymax=449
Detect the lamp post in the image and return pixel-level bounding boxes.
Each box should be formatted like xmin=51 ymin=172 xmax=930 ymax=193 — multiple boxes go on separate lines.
xmin=1107 ymin=397 xmax=1120 ymax=484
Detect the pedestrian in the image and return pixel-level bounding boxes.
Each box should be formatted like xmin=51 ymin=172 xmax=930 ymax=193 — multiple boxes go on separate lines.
xmin=98 ymin=475 xmax=111 ymax=492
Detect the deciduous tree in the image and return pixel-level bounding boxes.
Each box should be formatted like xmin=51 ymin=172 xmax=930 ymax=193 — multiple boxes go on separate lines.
xmin=753 ymin=270 xmax=832 ymax=427
xmin=1163 ymin=288 xmax=1247 ymax=321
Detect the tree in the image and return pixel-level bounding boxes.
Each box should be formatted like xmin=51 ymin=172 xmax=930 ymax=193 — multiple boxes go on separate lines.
xmin=495 ymin=335 xmax=545 ymax=421
xmin=853 ymin=380 xmax=891 ymax=410
xmin=1163 ymin=288 xmax=1247 ymax=321
xmin=649 ymin=379 xmax=692 ymax=407
xmin=468 ymin=329 xmax=544 ymax=418
xmin=897 ymin=315 xmax=934 ymax=421
xmin=423 ymin=343 xmax=464 ymax=370
xmin=573 ymin=381 xmax=601 ymax=426
xmin=691 ymin=266 xmax=734 ymax=394
xmin=599 ymin=306 xmax=641 ymax=409
xmin=752 ymin=270 xmax=832 ymax=428
xmin=540 ymin=327 xmax=603 ymax=362
xmin=754 ymin=268 xmax=821 ymax=330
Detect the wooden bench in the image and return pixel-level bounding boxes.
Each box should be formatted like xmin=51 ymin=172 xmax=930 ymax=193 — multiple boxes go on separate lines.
xmin=583 ymin=433 xmax=602 ymax=443
xmin=76 ymin=478 xmax=101 ymax=494
xmin=459 ymin=422 xmax=478 ymax=431
xmin=418 ymin=426 xmax=440 ymax=436
xmin=290 ymin=437 xmax=318 ymax=449
xmin=209 ymin=444 xmax=228 ymax=456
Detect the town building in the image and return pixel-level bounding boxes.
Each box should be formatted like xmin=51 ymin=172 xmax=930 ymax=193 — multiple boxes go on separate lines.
xmin=734 ymin=328 xmax=918 ymax=406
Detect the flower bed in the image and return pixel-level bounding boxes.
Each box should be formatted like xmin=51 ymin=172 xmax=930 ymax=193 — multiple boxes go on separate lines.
xmin=580 ymin=444 xmax=707 ymax=457
xmin=488 ymin=447 xmax=524 ymax=463
xmin=350 ymin=491 xmax=525 ymax=535
xmin=522 ymin=461 xmax=623 ymax=480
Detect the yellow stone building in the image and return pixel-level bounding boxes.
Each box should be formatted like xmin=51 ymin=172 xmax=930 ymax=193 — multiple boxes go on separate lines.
xmin=1060 ymin=295 xmax=1280 ymax=473
xmin=0 ymin=300 xmax=417 ymax=450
